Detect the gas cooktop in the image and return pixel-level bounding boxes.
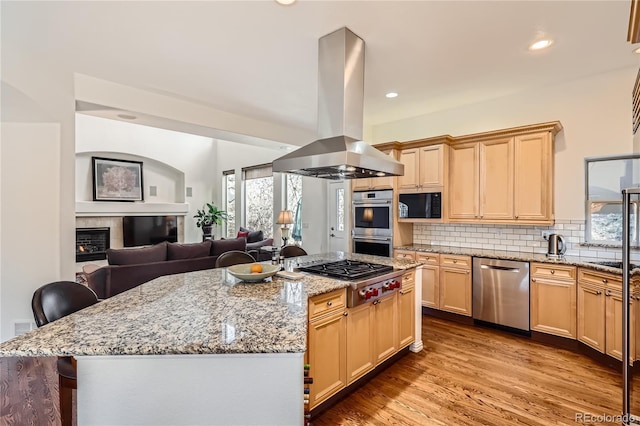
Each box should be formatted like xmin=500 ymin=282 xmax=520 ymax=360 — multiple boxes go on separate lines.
xmin=298 ymin=259 xmax=393 ymax=280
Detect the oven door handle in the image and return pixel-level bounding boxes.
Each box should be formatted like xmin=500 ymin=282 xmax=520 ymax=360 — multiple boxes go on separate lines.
xmin=353 ymin=200 xmax=392 ymax=205
xmin=352 ymin=236 xmax=392 ymax=242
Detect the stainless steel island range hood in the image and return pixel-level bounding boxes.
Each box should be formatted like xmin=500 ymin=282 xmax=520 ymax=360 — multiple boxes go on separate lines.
xmin=272 ymin=27 xmax=404 ymax=180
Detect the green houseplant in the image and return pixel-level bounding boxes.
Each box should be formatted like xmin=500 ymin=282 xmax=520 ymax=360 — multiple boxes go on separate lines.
xmin=194 ymin=203 xmax=228 ymax=239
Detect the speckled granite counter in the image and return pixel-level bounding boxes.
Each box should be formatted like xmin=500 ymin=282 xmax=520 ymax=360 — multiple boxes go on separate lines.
xmin=395 ymin=244 xmax=639 ymax=275
xmin=0 ymin=252 xmax=420 ymax=357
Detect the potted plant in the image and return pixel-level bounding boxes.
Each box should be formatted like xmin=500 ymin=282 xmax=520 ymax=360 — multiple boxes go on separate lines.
xmin=194 ymin=203 xmax=228 ymax=239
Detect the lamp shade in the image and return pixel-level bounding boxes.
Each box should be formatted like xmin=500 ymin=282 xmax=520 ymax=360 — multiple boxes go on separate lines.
xmin=276 ymin=210 xmax=294 ymax=225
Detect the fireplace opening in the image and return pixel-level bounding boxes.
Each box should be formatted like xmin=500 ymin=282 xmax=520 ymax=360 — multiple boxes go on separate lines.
xmin=76 ymin=227 xmax=110 ymax=262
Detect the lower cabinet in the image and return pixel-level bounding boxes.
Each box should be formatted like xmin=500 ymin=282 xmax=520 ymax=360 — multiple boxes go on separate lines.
xmin=398 ymin=279 xmax=416 ymax=348
xmin=345 ymin=303 xmax=374 ymax=384
xmin=307 ymin=308 xmax=347 ymax=409
xmin=374 ymin=292 xmax=399 ymax=364
xmin=309 ymin=272 xmax=416 ymax=410
xmin=577 ymin=268 xmax=634 ymax=362
xmin=439 ymin=256 xmax=472 ymax=316
xmin=530 ymin=263 xmax=577 ymax=339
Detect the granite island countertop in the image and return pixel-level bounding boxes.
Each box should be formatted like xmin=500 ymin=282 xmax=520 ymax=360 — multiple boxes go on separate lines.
xmin=396 ymin=244 xmax=640 ymax=275
xmin=0 ymin=252 xmax=421 ymax=357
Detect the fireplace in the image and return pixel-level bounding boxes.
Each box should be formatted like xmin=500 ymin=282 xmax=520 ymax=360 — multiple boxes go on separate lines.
xmin=76 ymin=227 xmax=110 ymax=262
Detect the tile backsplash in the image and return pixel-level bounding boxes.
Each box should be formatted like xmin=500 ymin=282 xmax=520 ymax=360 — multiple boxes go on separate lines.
xmin=412 ymin=219 xmax=640 ymax=261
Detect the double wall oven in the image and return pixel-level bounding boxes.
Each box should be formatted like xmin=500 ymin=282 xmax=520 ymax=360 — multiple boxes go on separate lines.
xmin=352 ymin=190 xmax=393 ymax=257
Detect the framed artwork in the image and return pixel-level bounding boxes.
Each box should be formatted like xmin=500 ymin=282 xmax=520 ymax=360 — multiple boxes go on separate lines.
xmin=92 ymin=157 xmax=144 ymax=202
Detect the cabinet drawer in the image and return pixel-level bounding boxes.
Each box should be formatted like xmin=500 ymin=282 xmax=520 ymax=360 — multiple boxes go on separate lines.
xmin=309 ymin=289 xmax=346 ymax=320
xmin=578 ymin=268 xmax=622 ymax=290
xmin=531 ymin=262 xmax=576 ymax=281
xmin=440 ymin=254 xmax=471 ymax=269
xmin=395 ymin=250 xmax=416 ymax=261
xmin=401 ymin=271 xmax=415 ymax=288
xmin=416 ymin=252 xmax=439 ymax=265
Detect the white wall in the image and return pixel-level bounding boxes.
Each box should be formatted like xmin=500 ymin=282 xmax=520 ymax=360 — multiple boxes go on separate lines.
xmin=75 ymin=114 xmax=217 ymax=243
xmin=372 ymin=67 xmax=636 ymax=221
xmin=1 ymin=124 xmax=62 ymax=340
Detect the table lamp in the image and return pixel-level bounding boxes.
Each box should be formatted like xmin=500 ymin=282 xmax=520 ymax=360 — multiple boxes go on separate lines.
xmin=276 ymin=210 xmax=294 ymax=247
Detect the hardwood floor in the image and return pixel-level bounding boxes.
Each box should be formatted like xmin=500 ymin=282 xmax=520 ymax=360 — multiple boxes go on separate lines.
xmin=0 ymin=316 xmax=636 ymax=425
xmin=315 ymin=316 xmax=634 ymax=426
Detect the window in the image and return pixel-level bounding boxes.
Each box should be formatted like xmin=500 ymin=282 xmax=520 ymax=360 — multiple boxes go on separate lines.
xmin=223 ymin=170 xmax=235 ymax=238
xmin=585 ymin=155 xmax=640 ymax=244
xmin=243 ymin=164 xmax=274 ymax=238
xmin=337 ymin=187 xmax=344 ymax=232
xmin=286 ymin=174 xmax=303 ymax=243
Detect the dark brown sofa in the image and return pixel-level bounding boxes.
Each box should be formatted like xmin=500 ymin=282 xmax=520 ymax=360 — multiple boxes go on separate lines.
xmin=86 ymin=238 xmax=249 ymax=299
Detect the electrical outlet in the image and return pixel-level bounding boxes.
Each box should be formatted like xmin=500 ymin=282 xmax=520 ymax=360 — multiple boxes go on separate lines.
xmin=542 ymin=231 xmax=549 ymax=240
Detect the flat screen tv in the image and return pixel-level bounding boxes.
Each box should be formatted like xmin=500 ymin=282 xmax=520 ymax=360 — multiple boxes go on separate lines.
xmin=123 ymin=215 xmax=178 ymax=247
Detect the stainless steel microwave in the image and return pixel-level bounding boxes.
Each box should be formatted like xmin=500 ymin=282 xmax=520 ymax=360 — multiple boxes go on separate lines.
xmin=398 ymin=192 xmax=442 ymax=219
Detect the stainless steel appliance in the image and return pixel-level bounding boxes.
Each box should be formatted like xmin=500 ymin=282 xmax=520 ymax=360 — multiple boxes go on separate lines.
xmin=622 ymin=188 xmax=640 ymax=425
xmin=472 ymin=257 xmax=530 ymax=331
xmin=297 ymin=259 xmax=403 ymax=307
xmin=352 ymin=190 xmax=393 ymax=257
xmin=398 ymin=192 xmax=442 ymax=219
xmin=545 ymin=233 xmax=567 ymax=259
xmin=272 ymin=27 xmax=404 ymax=179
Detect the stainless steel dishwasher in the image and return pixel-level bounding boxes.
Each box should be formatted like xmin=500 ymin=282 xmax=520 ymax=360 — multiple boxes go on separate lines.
xmin=472 ymin=257 xmax=530 ymax=331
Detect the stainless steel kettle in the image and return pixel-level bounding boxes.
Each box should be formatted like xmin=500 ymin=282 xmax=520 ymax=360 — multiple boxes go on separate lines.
xmin=547 ymin=233 xmax=566 ymax=257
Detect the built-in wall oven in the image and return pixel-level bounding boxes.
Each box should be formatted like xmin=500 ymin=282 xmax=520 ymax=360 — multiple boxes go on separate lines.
xmin=352 ymin=190 xmax=393 ymax=257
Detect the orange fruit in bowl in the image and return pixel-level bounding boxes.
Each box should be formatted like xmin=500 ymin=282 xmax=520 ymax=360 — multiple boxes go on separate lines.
xmin=250 ymin=263 xmax=263 ymax=274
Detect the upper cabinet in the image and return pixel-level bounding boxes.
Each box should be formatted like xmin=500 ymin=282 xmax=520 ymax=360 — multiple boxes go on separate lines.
xmin=352 ymin=149 xmax=397 ymax=192
xmin=448 ymin=123 xmax=559 ymax=225
xmin=397 ymin=144 xmax=445 ymax=192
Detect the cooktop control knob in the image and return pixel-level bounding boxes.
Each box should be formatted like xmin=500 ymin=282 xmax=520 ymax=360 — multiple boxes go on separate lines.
xmin=372 ymin=288 xmax=379 ymax=296
xmin=365 ymin=290 xmax=373 ymax=299
xmin=382 ymin=282 xmax=391 ymax=290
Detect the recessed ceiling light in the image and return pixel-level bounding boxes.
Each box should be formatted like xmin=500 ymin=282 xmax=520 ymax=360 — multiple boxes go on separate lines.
xmin=385 ymin=92 xmax=398 ymax=98
xmin=117 ymin=114 xmax=137 ymax=120
xmin=275 ymin=0 xmax=296 ymax=5
xmin=529 ymin=39 xmax=553 ymax=51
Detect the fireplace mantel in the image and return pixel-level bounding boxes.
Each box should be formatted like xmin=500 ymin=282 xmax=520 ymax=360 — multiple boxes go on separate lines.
xmin=76 ymin=201 xmax=189 ymax=217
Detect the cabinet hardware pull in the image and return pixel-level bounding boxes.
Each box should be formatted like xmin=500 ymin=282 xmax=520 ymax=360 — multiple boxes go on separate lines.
xmin=605 ymin=290 xmax=611 ymax=297
xmin=466 ymin=271 xmax=470 ymax=274
xmin=596 ymin=291 xmax=602 ymax=295
xmin=550 ymin=270 xmax=555 ymax=274
xmin=602 ymin=279 xmax=608 ymax=283
xmin=327 ymin=301 xmax=333 ymax=306
xmin=515 ymin=215 xmax=519 ymax=219
xmin=453 ymin=259 xmax=457 ymax=263
xmin=399 ymin=290 xmax=405 ymax=295
xmin=343 ymin=311 xmax=348 ymax=316
xmin=532 ymin=278 xmax=537 ymax=282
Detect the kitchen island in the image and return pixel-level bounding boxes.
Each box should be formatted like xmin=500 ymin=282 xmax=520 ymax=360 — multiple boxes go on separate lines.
xmin=0 ymin=252 xmax=421 ymax=425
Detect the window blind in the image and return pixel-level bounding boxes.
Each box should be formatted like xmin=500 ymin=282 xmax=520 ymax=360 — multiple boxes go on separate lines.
xmin=242 ymin=164 xmax=272 ymax=180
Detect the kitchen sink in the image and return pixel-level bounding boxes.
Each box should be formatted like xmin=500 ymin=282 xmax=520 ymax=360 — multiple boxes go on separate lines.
xmin=585 ymin=260 xmax=640 ymax=270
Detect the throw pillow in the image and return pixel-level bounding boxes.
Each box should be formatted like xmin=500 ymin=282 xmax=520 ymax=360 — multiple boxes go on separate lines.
xmin=106 ymin=241 xmax=168 ymax=265
xmin=239 ymin=226 xmax=263 ymax=243
xmin=167 ymin=241 xmax=212 ymax=260
xmin=237 ymin=231 xmax=250 ymax=240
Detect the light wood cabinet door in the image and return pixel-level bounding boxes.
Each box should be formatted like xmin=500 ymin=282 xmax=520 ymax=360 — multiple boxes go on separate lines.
xmin=307 ymin=311 xmax=347 ymax=408
xmin=374 ymin=292 xmax=399 ymax=365
xmin=352 ymin=178 xmax=372 ymax=192
xmin=398 ymin=284 xmax=416 ymax=348
xmin=479 ymin=137 xmax=514 ymax=220
xmin=419 ymin=145 xmax=444 ymax=187
xmin=421 ymin=264 xmax=439 ymax=308
xmin=346 ymin=303 xmax=374 ymax=384
xmin=439 ymin=266 xmax=472 ymax=316
xmin=530 ymin=276 xmax=576 ymax=339
xmin=577 ymin=282 xmax=606 ymax=353
xmin=514 ymin=132 xmax=552 ymax=222
xmin=397 ymin=148 xmax=420 ymax=191
xmin=605 ymin=289 xmax=635 ymax=362
xmin=449 ymin=142 xmax=479 ymax=220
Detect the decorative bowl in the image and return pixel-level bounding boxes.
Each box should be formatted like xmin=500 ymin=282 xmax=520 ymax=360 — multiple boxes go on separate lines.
xmin=227 ymin=263 xmax=280 ymax=282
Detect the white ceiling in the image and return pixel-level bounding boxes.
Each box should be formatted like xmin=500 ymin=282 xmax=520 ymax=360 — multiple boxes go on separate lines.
xmin=3 ymin=1 xmax=639 ymax=145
